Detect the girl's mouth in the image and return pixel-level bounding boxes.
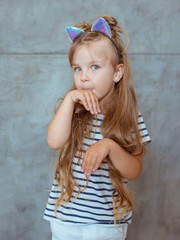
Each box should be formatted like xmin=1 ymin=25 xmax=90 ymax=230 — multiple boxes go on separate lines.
xmin=84 ymin=88 xmax=93 ymax=91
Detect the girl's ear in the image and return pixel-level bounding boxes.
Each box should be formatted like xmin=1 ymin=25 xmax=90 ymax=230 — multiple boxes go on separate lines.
xmin=114 ymin=64 xmax=124 ymax=83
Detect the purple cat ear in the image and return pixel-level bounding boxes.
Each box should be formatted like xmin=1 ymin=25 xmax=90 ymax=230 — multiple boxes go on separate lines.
xmin=66 ymin=27 xmax=84 ymax=43
xmin=91 ymin=18 xmax=111 ymax=38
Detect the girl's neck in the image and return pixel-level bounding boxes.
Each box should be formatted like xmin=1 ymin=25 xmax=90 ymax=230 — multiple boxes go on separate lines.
xmin=99 ymin=89 xmax=115 ymax=114
xmin=99 ymin=100 xmax=109 ymax=114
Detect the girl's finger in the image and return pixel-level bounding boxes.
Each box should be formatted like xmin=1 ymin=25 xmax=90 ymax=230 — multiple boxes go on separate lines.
xmin=81 ymin=155 xmax=85 ymax=172
xmin=81 ymin=154 xmax=95 ymax=176
xmin=93 ymin=93 xmax=101 ymax=113
xmin=89 ymin=92 xmax=99 ymax=114
xmin=84 ymin=91 xmax=95 ymax=114
xmin=88 ymin=161 xmax=97 ymax=175
xmin=92 ymin=162 xmax=100 ymax=172
xmin=85 ymin=161 xmax=95 ymax=176
xmin=70 ymin=90 xmax=100 ymax=113
xmin=79 ymin=92 xmax=90 ymax=111
xmin=83 ymin=155 xmax=91 ymax=175
xmin=81 ymin=154 xmax=90 ymax=173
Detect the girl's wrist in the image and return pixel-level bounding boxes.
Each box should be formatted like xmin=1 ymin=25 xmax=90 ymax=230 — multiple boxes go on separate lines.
xmin=65 ymin=92 xmax=76 ymax=106
xmin=103 ymin=138 xmax=116 ymax=156
xmin=106 ymin=138 xmax=122 ymax=157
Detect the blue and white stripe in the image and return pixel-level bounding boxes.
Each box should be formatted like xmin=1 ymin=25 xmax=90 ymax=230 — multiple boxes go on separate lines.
xmin=138 ymin=113 xmax=151 ymax=145
xmin=44 ymin=113 xmax=151 ymax=226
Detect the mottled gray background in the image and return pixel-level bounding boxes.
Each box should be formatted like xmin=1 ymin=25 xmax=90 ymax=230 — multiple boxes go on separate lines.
xmin=0 ymin=0 xmax=180 ymax=239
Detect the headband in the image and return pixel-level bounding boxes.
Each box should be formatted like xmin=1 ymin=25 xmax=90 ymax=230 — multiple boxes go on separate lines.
xmin=66 ymin=18 xmax=122 ymax=61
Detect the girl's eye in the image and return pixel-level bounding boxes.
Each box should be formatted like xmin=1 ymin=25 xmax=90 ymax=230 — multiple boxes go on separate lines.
xmin=92 ymin=65 xmax=99 ymax=70
xmin=74 ymin=67 xmax=81 ymax=72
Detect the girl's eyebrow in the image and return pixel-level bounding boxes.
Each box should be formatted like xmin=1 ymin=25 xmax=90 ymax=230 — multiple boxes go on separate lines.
xmin=71 ymin=62 xmax=81 ymax=68
xmin=72 ymin=60 xmax=103 ymax=66
xmin=89 ymin=60 xmax=102 ymax=65
xmin=72 ymin=63 xmax=78 ymax=66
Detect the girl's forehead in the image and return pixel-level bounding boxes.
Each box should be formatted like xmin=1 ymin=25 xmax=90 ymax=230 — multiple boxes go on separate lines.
xmin=72 ymin=39 xmax=113 ymax=63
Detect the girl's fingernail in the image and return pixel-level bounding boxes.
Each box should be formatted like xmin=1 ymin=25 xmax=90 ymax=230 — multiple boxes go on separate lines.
xmin=81 ymin=168 xmax=84 ymax=172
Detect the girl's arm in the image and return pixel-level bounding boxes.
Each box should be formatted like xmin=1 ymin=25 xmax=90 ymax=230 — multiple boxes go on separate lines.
xmin=47 ymin=90 xmax=100 ymax=150
xmin=81 ymin=138 xmax=143 ymax=180
xmin=107 ymin=139 xmax=143 ymax=180
xmin=47 ymin=93 xmax=75 ymax=150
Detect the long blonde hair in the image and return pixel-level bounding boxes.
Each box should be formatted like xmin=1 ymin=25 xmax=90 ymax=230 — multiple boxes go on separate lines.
xmin=53 ymin=16 xmax=144 ymax=228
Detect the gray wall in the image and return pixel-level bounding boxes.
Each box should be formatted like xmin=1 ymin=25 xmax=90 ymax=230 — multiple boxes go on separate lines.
xmin=0 ymin=0 xmax=180 ymax=239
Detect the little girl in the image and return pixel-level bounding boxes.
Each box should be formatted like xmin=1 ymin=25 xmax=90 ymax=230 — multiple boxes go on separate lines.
xmin=44 ymin=16 xmax=151 ymax=240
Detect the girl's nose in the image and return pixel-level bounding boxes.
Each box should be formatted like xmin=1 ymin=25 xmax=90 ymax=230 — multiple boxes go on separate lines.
xmin=81 ymin=70 xmax=89 ymax=82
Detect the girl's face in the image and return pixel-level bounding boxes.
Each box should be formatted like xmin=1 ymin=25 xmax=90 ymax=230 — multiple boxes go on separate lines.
xmin=71 ymin=39 xmax=123 ymax=107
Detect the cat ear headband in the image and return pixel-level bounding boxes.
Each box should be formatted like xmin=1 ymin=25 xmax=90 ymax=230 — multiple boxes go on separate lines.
xmin=66 ymin=18 xmax=122 ymax=60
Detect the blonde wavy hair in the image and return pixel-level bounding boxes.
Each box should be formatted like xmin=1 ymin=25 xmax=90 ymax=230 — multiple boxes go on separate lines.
xmin=53 ymin=15 xmax=144 ymax=228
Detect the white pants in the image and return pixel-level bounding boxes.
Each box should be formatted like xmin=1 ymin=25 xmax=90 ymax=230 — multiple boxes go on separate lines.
xmin=50 ymin=220 xmax=128 ymax=240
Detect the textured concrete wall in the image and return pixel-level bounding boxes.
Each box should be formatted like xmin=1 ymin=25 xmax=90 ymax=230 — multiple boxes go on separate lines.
xmin=0 ymin=0 xmax=180 ymax=239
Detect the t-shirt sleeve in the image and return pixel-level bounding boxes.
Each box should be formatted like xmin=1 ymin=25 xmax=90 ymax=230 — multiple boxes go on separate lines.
xmin=138 ymin=112 xmax=151 ymax=146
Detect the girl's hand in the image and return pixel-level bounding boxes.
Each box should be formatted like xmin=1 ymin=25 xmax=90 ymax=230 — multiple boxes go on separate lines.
xmin=68 ymin=90 xmax=101 ymax=114
xmin=81 ymin=139 xmax=110 ymax=176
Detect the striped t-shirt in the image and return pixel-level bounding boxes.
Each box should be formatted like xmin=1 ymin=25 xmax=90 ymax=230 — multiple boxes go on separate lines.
xmin=44 ymin=113 xmax=151 ymax=226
